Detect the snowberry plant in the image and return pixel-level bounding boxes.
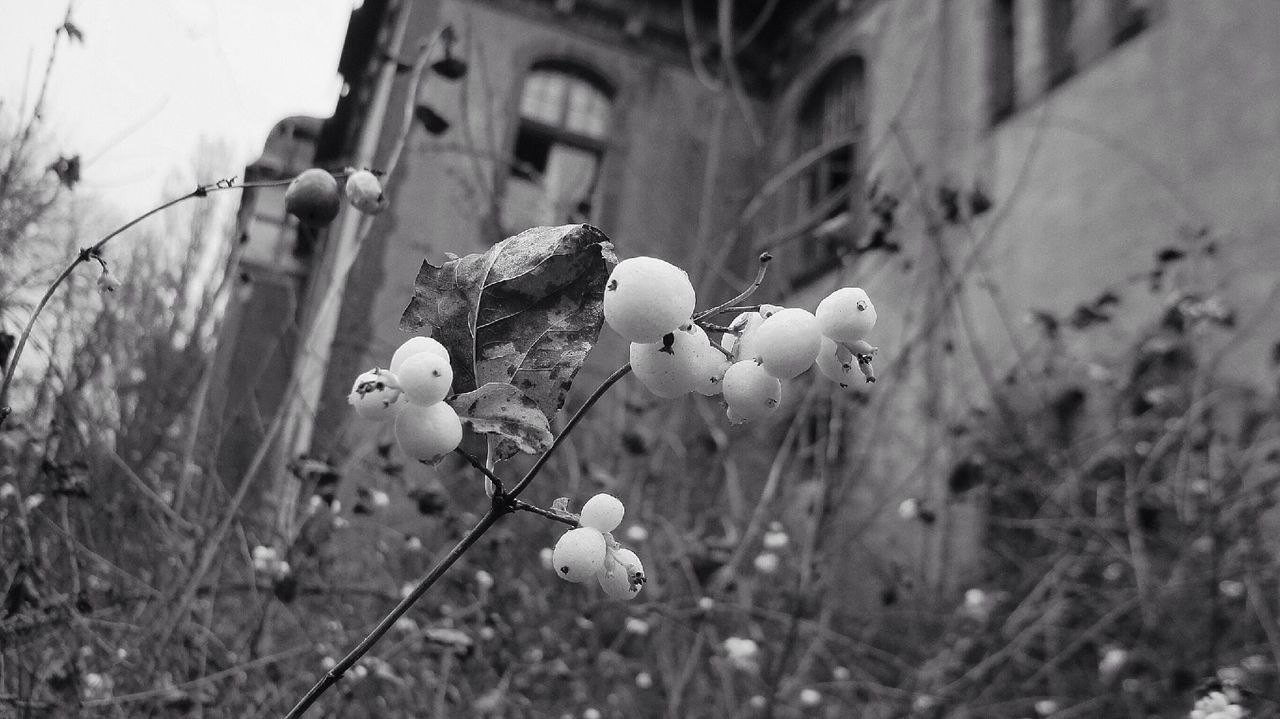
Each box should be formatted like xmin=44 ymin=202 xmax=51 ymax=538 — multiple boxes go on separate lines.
xmin=304 ymin=225 xmax=882 ymax=717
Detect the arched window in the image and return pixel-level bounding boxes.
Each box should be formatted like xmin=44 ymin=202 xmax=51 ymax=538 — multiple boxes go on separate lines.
xmin=793 ymin=56 xmax=863 ymax=281
xmin=502 ymin=61 xmax=613 ymax=233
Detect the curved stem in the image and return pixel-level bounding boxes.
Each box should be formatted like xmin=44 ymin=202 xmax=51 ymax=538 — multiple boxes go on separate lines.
xmin=507 ymin=363 xmax=633 ymax=500
xmin=693 ymin=252 xmax=772 ymax=322
xmin=0 ymin=176 xmax=337 ymax=425
xmin=282 ymin=507 xmax=505 ymax=719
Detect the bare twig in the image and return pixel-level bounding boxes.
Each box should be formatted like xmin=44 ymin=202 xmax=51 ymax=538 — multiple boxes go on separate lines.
xmin=693 ymin=252 xmax=772 ymax=322
xmin=455 ymin=448 xmax=507 ymax=496
xmin=506 ymin=363 xmax=633 ymax=500
xmin=0 ymin=176 xmax=324 ymax=425
xmin=282 ymin=508 xmax=504 ymax=719
xmin=510 ymin=499 xmax=578 ymax=527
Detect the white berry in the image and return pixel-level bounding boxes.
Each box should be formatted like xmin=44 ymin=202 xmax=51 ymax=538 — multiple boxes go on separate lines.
xmin=603 ymin=257 xmax=696 ymax=343
xmin=390 ymin=336 xmax=449 ymax=374
xmin=689 ymin=325 xmax=731 ymax=396
xmin=597 ymin=547 xmax=644 ymax=600
xmin=753 ymin=552 xmax=780 ymax=574
xmin=629 ymin=324 xmax=703 ymax=398
xmin=753 ymin=307 xmax=822 ymax=379
xmin=814 ymin=337 xmax=856 ymax=387
xmin=724 ymin=311 xmax=764 ymax=362
xmin=552 ymin=527 xmax=606 ymax=583
xmin=394 ymin=401 xmax=463 ymax=462
xmin=397 ymin=352 xmax=453 ymax=404
xmin=347 ymin=368 xmax=402 ymax=420
xmin=345 ymin=169 xmax=387 ymax=214
xmin=722 ymin=361 xmax=782 ymax=421
xmin=815 ymin=287 xmax=877 ymax=342
xmin=580 ymin=493 xmax=625 ymax=533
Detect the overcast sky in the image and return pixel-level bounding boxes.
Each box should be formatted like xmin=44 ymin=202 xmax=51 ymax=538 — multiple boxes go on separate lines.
xmin=0 ymin=0 xmax=357 ymax=214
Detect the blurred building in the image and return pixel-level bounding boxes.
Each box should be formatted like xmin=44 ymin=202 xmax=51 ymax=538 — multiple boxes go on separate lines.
xmin=212 ymin=0 xmax=1280 ymax=600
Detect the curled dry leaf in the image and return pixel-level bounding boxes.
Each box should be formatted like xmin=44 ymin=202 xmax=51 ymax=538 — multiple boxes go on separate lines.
xmin=400 ymin=224 xmax=617 ymax=456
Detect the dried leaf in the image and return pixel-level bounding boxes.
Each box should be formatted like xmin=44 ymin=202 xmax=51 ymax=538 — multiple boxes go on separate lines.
xmin=400 ymin=224 xmax=617 ymax=428
xmin=448 ymin=383 xmax=553 ymax=460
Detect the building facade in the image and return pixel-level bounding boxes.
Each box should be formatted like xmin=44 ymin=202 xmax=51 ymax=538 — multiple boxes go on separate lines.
xmin=213 ymin=0 xmax=1280 ymax=600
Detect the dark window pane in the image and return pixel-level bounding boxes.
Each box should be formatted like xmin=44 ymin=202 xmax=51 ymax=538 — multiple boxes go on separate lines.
xmin=511 ymin=128 xmax=552 ymax=181
xmin=989 ymin=0 xmax=1017 ymax=123
xmin=1045 ymin=0 xmax=1077 ymax=88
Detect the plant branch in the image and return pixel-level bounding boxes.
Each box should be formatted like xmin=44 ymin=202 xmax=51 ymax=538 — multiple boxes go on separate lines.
xmin=282 ymin=507 xmax=504 ymax=719
xmin=455 ymin=448 xmax=506 ymax=496
xmin=509 ymin=499 xmax=578 ymax=527
xmin=0 ymin=176 xmax=338 ymax=425
xmin=506 ymin=363 xmax=633 ymax=500
xmin=693 ymin=252 xmax=772 ymax=322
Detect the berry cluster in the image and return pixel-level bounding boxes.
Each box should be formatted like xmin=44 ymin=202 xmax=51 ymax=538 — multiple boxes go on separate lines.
xmin=347 ymin=337 xmax=463 ymax=464
xmin=284 ymin=168 xmax=387 ymax=228
xmin=603 ymin=256 xmax=880 ymax=424
xmin=550 ymin=493 xmax=647 ymax=600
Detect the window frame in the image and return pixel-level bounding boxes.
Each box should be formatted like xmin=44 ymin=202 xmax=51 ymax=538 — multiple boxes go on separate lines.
xmin=502 ymin=59 xmax=616 ymax=232
xmin=789 ymin=55 xmax=865 ymax=287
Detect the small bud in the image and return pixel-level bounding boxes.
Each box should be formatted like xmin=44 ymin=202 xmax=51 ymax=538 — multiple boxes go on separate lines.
xmin=97 ymin=269 xmax=119 ymax=293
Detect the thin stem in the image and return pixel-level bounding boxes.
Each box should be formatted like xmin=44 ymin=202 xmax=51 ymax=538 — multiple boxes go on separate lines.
xmin=694 ymin=321 xmax=733 ymax=334
xmin=0 ymin=176 xmax=340 ymax=425
xmin=510 ymin=499 xmax=578 ymax=527
xmin=714 ymin=304 xmax=761 ymax=315
xmin=692 ymin=252 xmax=772 ymax=322
xmin=506 ymin=363 xmax=633 ymax=500
xmin=454 ymin=448 xmax=506 ymax=496
xmin=282 ymin=507 xmax=504 ymax=719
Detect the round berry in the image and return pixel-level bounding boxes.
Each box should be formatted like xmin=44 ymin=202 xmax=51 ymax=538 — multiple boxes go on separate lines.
xmin=597 ymin=547 xmax=644 ymax=600
xmin=724 ymin=311 xmax=764 ymax=362
xmin=285 ymin=168 xmax=341 ymax=227
xmin=689 ymin=326 xmax=731 ymax=396
xmin=345 ymin=169 xmax=387 ymax=214
xmin=753 ymin=552 xmax=780 ymax=574
xmin=814 ymin=337 xmax=856 ymax=387
xmin=394 ymin=401 xmax=463 ymax=463
xmin=397 ymin=352 xmax=453 ymax=404
xmin=552 ymin=527 xmax=607 ymax=583
xmin=629 ymin=324 xmax=704 ymax=398
xmin=753 ymin=307 xmax=822 ymax=379
xmin=722 ymin=361 xmax=782 ymax=421
xmin=799 ymin=688 xmax=822 ymax=707
xmin=390 ymin=336 xmax=449 ymax=374
xmin=815 ymin=287 xmax=877 ymax=342
xmin=604 ymin=257 xmax=696 ymax=343
xmin=347 ymin=368 xmax=402 ymax=420
xmin=580 ymin=493 xmax=625 ymax=533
